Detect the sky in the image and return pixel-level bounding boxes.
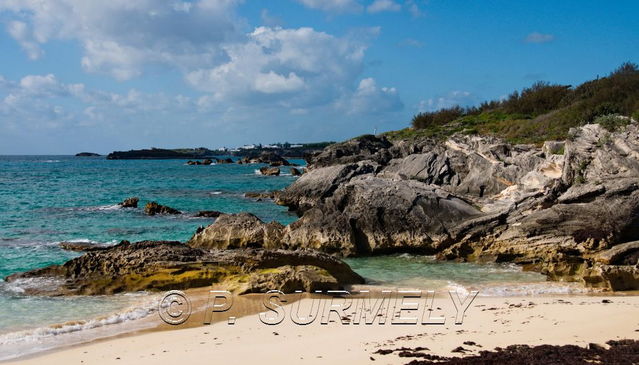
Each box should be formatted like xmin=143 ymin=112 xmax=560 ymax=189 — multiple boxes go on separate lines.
xmin=0 ymin=0 xmax=637 ymax=154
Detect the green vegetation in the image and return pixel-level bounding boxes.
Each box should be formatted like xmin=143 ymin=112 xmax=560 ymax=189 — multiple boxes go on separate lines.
xmin=389 ymin=63 xmax=639 ymax=144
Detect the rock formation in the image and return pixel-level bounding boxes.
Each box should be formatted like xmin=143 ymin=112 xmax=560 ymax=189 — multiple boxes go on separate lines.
xmin=200 ymin=123 xmax=639 ymax=290
xmin=189 ymin=213 xmax=284 ymax=250
xmin=5 ymin=241 xmax=363 ymax=295
xmin=259 ymin=167 xmax=281 ymax=176
xmin=144 ymin=202 xmax=181 ymax=215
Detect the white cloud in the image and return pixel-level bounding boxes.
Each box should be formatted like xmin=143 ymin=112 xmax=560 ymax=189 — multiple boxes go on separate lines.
xmin=295 ymin=0 xmax=363 ymax=14
xmin=367 ymin=0 xmax=401 ymax=13
xmin=524 ymin=32 xmax=555 ymax=44
xmin=1 ymin=0 xmax=244 ymax=80
xmin=185 ymin=26 xmax=369 ymax=107
xmin=7 ymin=21 xmax=42 ymax=60
xmin=340 ymin=77 xmax=403 ymax=114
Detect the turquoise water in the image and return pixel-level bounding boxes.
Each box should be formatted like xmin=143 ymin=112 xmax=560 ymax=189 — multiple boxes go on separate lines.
xmin=0 ymin=155 xmax=578 ymax=346
xmin=0 ymin=155 xmax=300 ymax=335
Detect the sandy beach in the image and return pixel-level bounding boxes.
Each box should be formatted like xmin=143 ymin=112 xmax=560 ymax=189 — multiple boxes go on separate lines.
xmin=8 ymin=293 xmax=639 ymax=364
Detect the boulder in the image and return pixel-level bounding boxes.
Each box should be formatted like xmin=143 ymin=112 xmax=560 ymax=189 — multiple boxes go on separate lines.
xmin=144 ymin=201 xmax=181 ymax=216
xmin=259 ymin=167 xmax=280 ymax=176
xmin=188 ymin=213 xmax=284 ymax=250
xmin=5 ymin=241 xmax=364 ymax=295
xmin=118 ymin=197 xmax=139 ymax=208
xmin=290 ymin=167 xmax=303 ymax=176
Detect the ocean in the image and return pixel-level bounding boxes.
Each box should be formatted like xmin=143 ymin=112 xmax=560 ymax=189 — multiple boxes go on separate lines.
xmin=0 ymin=155 xmax=582 ymax=359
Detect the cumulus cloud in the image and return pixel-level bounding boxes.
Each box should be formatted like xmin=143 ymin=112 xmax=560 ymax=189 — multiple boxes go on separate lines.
xmin=367 ymin=0 xmax=402 ymax=13
xmin=340 ymin=77 xmax=403 ymax=114
xmin=0 ymin=2 xmax=407 ymax=152
xmin=524 ymin=32 xmax=555 ymax=44
xmin=1 ymin=0 xmax=244 ymax=80
xmin=185 ymin=26 xmax=369 ymax=108
xmin=295 ymin=0 xmax=363 ymax=14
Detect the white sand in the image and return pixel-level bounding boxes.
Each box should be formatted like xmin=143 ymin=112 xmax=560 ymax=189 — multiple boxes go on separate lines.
xmin=9 ymin=294 xmax=639 ymax=364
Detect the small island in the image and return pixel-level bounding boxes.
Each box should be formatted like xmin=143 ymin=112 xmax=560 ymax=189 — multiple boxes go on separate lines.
xmin=75 ymin=152 xmax=101 ymax=157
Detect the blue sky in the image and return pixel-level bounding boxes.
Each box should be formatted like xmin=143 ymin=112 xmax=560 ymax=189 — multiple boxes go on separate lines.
xmin=0 ymin=0 xmax=637 ymax=154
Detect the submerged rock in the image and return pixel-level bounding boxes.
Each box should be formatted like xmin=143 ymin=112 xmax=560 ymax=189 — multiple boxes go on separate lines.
xmin=195 ymin=210 xmax=224 ymax=218
xmin=5 ymin=241 xmax=364 ymax=295
xmin=259 ymin=167 xmax=281 ymax=176
xmin=118 ymin=197 xmax=139 ymax=208
xmin=244 ymin=191 xmax=278 ymax=200
xmin=144 ymin=201 xmax=181 ymax=215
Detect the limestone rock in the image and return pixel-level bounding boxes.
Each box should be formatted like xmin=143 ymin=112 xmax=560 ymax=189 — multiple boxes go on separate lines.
xmin=188 ymin=213 xmax=284 ymax=250
xmin=5 ymin=241 xmax=364 ymax=295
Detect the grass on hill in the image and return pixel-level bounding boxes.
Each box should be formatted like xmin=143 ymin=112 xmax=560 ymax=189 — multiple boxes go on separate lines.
xmin=386 ymin=63 xmax=639 ymax=145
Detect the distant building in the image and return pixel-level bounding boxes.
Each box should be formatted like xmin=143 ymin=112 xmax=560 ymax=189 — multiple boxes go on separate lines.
xmin=239 ymin=144 xmax=256 ymax=150
xmin=290 ymin=144 xmax=303 ymax=148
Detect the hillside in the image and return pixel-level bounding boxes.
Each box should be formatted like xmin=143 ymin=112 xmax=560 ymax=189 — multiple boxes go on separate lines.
xmin=386 ymin=63 xmax=639 ymax=144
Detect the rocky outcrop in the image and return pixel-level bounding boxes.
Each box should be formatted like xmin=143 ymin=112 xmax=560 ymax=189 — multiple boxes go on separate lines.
xmin=290 ymin=167 xmax=303 ymax=176
xmin=259 ymin=167 xmax=281 ymax=176
xmin=260 ymin=123 xmax=639 ymax=290
xmin=75 ymin=152 xmax=101 ymax=157
xmin=5 ymin=241 xmax=363 ymax=295
xmin=118 ymin=197 xmax=139 ymax=208
xmin=188 ymin=213 xmax=284 ymax=250
xmin=144 ymin=202 xmax=181 ymax=215
xmin=306 ymin=134 xmax=393 ymax=168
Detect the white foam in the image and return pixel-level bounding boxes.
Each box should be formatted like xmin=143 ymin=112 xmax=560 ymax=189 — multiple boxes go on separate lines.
xmin=444 ymin=281 xmax=588 ymax=297
xmin=0 ymin=296 xmax=159 ymax=361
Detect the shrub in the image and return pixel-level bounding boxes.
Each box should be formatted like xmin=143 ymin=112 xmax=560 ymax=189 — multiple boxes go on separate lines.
xmin=407 ymin=62 xmax=639 ymax=144
xmin=594 ymin=114 xmax=631 ymax=132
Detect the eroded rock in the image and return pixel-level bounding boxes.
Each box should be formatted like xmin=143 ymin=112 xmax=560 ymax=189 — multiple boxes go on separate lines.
xmin=144 ymin=202 xmax=181 ymax=215
xmin=5 ymin=241 xmax=364 ymax=295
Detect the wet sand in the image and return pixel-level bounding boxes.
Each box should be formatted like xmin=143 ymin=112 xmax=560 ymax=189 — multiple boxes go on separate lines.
xmin=7 ymin=292 xmax=639 ymax=364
